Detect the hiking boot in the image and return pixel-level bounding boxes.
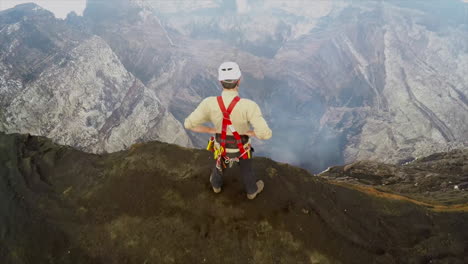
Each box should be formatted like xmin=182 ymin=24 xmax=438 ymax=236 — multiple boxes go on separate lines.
xmin=210 ymin=174 xmax=222 ymax=194
xmin=212 ymin=186 xmax=222 ymax=193
xmin=247 ymin=180 xmax=264 ymax=200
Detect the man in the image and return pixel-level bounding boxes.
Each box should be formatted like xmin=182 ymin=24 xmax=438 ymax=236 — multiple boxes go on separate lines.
xmin=184 ymin=61 xmax=272 ymax=200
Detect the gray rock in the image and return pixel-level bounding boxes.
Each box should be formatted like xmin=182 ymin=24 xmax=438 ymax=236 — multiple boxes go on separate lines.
xmin=0 ymin=5 xmax=191 ymax=153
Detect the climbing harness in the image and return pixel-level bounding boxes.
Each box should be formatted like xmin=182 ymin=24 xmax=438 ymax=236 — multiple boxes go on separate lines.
xmin=206 ymin=96 xmax=252 ymax=171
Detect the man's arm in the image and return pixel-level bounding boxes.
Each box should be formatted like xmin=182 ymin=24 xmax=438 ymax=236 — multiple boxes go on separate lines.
xmin=184 ymin=98 xmax=215 ymax=134
xmin=247 ymin=102 xmax=272 ymax=140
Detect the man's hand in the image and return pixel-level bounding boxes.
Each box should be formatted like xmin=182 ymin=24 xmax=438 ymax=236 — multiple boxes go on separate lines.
xmin=189 ymin=126 xmax=217 ymax=134
xmin=207 ymin=127 xmax=217 ymax=134
xmin=245 ymin=130 xmax=257 ymax=138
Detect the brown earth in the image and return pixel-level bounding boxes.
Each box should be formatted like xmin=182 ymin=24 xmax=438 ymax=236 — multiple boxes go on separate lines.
xmin=1 ymin=132 xmax=467 ymax=264
xmin=319 ymin=150 xmax=468 ymax=207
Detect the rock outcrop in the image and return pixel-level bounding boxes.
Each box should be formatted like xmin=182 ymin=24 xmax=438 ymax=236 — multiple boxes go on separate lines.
xmin=319 ymin=149 xmax=468 ymax=206
xmin=0 ymin=4 xmax=191 ymax=153
xmin=1 ymin=132 xmax=467 ymax=263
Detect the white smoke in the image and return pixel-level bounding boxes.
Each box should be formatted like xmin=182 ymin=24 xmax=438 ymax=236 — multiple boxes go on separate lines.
xmin=236 ymin=0 xmax=250 ymax=14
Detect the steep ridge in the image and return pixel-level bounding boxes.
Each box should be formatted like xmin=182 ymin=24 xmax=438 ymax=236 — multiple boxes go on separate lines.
xmin=400 ymin=68 xmax=455 ymax=142
xmin=0 ymin=4 xmax=191 ymax=153
xmin=1 ymin=132 xmax=467 ymax=263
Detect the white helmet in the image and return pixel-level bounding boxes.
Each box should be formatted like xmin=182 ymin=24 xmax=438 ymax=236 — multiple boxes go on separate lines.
xmin=218 ymin=61 xmax=241 ymax=81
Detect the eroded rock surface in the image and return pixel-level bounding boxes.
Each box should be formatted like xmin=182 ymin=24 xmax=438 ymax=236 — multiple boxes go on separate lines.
xmin=0 ymin=4 xmax=191 ymax=154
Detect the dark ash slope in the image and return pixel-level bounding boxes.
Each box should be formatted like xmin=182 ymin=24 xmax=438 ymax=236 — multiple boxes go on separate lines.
xmin=1 ymin=132 xmax=467 ymax=263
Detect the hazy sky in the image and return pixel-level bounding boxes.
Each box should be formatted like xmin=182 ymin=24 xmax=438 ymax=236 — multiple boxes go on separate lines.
xmin=0 ymin=0 xmax=86 ymax=19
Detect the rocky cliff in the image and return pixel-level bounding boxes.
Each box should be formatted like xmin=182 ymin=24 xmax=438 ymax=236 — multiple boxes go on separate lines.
xmin=79 ymin=0 xmax=468 ymax=172
xmin=0 ymin=3 xmax=191 ymax=153
xmin=1 ymin=132 xmax=467 ymax=263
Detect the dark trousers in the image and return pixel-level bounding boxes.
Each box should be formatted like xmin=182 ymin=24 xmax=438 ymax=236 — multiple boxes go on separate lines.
xmin=210 ymin=157 xmax=258 ymax=195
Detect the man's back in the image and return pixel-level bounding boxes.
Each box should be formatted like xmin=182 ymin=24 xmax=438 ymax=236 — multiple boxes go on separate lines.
xmin=184 ymin=90 xmax=272 ymax=140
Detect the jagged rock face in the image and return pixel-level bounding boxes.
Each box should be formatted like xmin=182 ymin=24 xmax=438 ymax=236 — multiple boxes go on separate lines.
xmin=346 ymin=2 xmax=468 ymax=164
xmin=78 ymin=0 xmax=468 ymax=172
xmin=268 ymin=1 xmax=468 ymax=166
xmin=0 ymin=4 xmax=191 ymax=153
xmin=1 ymin=132 xmax=468 ymax=263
